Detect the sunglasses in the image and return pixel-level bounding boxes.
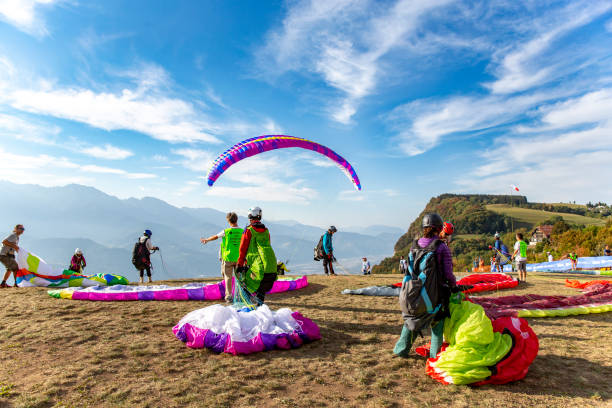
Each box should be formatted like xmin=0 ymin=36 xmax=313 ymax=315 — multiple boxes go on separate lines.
xmin=17 ymin=227 xmax=25 ymax=231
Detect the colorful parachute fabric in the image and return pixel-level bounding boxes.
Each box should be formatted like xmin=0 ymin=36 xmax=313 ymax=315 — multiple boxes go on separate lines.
xmin=342 ymin=274 xmax=517 ymax=297
xmin=565 ymin=279 xmax=611 ymax=289
xmin=457 ymin=273 xmax=518 ymax=294
xmin=49 ymin=276 xmax=309 ymax=301
xmin=470 ymin=283 xmax=612 ymax=319
xmin=15 ymin=248 xmax=128 ymax=288
xmin=173 ymin=304 xmax=321 ymax=355
xmin=207 ymin=135 xmax=361 ymax=190
xmin=421 ymin=294 xmax=538 ymax=385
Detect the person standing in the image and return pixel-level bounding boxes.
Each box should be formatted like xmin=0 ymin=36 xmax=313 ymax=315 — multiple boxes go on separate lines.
xmin=236 ymin=207 xmax=277 ymax=305
xmin=547 ymin=252 xmax=554 ymax=262
xmin=132 ymin=229 xmax=159 ymax=284
xmin=201 ymin=212 xmax=243 ymax=303
xmin=604 ymin=245 xmax=611 ymax=257
xmin=399 ymin=255 xmax=408 ymax=274
xmin=69 ymin=248 xmax=87 ymax=273
xmin=493 ymin=233 xmax=503 ymax=273
xmin=439 ymin=222 xmax=454 ymax=244
xmin=513 ymin=233 xmax=528 ymax=283
xmin=361 ymin=257 xmax=371 ymax=275
xmin=322 ymin=226 xmax=337 ymax=276
xmin=394 ymin=213 xmax=457 ymax=359
xmin=569 ymin=252 xmax=578 ymax=271
xmin=1 ymin=224 xmax=24 ymax=288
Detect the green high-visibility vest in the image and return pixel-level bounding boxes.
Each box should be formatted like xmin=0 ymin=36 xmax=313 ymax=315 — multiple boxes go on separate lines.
xmin=221 ymin=227 xmax=243 ymax=263
xmin=244 ymin=226 xmax=277 ymax=293
xmin=519 ymin=241 xmax=527 ymax=258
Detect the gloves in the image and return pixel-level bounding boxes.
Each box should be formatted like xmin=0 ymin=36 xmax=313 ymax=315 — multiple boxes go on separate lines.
xmin=236 ymin=266 xmax=249 ymax=277
xmin=451 ymin=284 xmax=474 ymax=293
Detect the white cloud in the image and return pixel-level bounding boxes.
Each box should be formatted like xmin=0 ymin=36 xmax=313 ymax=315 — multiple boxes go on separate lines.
xmin=82 ymin=144 xmax=133 ymax=160
xmin=0 ymin=0 xmax=60 ymax=36
xmin=172 ymin=148 xmax=215 ymax=173
xmin=257 ymin=0 xmax=452 ymax=124
xmin=0 ymin=112 xmax=60 ymax=144
xmin=456 ymin=88 xmax=612 ymax=203
xmin=485 ymin=2 xmax=612 ymax=94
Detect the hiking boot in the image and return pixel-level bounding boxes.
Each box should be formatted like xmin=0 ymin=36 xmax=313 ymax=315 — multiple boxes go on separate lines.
xmin=0 ymin=281 xmax=8 ymax=288
xmin=148 ymin=277 xmax=153 ymax=283
xmin=139 ymin=277 xmax=144 ymax=284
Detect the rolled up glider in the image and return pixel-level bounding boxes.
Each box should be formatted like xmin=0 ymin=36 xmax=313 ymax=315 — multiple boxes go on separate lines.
xmin=565 ymin=279 xmax=611 ymax=289
xmin=207 ymin=135 xmax=361 ymax=190
xmin=48 ymin=276 xmax=308 ymax=301
xmin=173 ymin=304 xmax=321 ymax=355
xmin=470 ymin=283 xmax=612 ymax=319
xmin=15 ymin=248 xmax=128 ymax=288
xmin=342 ymin=274 xmax=517 ymax=297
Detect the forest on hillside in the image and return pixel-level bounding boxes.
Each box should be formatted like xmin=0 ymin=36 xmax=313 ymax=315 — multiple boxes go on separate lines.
xmin=374 ymin=194 xmax=612 ymax=274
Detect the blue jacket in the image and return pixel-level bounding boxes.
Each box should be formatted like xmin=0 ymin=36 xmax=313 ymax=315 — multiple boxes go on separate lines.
xmin=322 ymin=232 xmax=333 ymax=254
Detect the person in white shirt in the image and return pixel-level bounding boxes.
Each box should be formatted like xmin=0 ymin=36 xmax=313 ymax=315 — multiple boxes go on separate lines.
xmin=399 ymin=255 xmax=408 ymax=274
xmin=547 ymin=252 xmax=553 ymax=262
xmin=361 ymin=257 xmax=371 ymax=275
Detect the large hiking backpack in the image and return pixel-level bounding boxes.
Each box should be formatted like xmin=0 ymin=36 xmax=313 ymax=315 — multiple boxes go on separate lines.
xmin=313 ymin=234 xmax=325 ymax=261
xmin=132 ymin=237 xmax=151 ymax=269
xmin=399 ymin=239 xmax=445 ymax=324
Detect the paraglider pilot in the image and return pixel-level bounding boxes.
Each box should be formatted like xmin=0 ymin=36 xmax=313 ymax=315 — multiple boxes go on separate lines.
xmin=69 ymin=248 xmax=86 ymax=273
xmin=236 ymin=207 xmax=278 ymax=305
xmin=394 ymin=213 xmax=457 ymax=359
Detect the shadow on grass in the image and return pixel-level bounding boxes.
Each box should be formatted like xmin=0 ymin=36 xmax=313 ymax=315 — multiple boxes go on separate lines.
xmin=498 ymin=354 xmax=612 ymax=400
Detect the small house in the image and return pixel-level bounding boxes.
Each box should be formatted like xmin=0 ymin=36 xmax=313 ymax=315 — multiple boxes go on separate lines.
xmin=530 ymin=225 xmax=553 ymax=245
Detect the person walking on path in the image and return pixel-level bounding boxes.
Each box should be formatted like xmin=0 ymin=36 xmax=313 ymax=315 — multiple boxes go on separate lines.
xmin=394 ymin=213 xmax=457 ymax=359
xmin=513 ymin=233 xmax=528 ymax=283
xmin=361 ymin=257 xmax=371 ymax=275
xmin=322 ymin=226 xmax=337 ymax=276
xmin=69 ymin=248 xmax=86 ymax=273
xmin=236 ymin=207 xmax=277 ymax=305
xmin=201 ymin=212 xmax=243 ymax=302
xmin=132 ymin=229 xmax=159 ymax=283
xmin=1 ymin=224 xmax=24 ymax=288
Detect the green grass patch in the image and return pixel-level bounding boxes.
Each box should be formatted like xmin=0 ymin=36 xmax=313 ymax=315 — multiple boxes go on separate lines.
xmin=486 ymin=204 xmax=606 ymax=227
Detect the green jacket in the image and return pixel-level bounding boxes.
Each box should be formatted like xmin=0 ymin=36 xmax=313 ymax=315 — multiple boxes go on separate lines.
xmin=244 ymin=226 xmax=277 ymax=292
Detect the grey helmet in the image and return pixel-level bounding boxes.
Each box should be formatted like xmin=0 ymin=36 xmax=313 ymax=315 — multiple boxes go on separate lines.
xmin=329 ymin=226 xmax=337 ymax=233
xmin=422 ymin=213 xmax=443 ymax=229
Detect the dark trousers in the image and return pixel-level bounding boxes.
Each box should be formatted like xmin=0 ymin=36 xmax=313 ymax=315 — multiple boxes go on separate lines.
xmin=323 ymin=255 xmax=334 ymax=275
xmin=255 ymin=273 xmax=277 ymax=305
xmin=138 ymin=266 xmax=151 ymax=278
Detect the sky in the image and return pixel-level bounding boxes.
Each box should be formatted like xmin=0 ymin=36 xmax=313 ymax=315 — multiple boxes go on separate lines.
xmin=0 ymin=0 xmax=611 ymax=229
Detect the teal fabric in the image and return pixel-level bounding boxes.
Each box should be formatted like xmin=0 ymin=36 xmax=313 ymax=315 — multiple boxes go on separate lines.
xmin=430 ymin=320 xmax=444 ymax=358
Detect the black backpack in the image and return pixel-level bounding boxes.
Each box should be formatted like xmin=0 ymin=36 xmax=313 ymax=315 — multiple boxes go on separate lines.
xmin=399 ymin=239 xmax=445 ymax=325
xmin=132 ymin=238 xmax=151 ymax=268
xmin=313 ymin=234 xmax=325 ymax=261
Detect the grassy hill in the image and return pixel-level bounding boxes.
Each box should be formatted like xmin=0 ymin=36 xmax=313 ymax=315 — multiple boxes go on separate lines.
xmin=486 ymin=204 xmax=606 ymax=227
xmin=0 ymin=274 xmax=610 ymax=407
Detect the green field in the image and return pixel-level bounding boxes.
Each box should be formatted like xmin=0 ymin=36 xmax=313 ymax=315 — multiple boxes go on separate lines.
xmin=486 ymin=204 xmax=607 ymax=227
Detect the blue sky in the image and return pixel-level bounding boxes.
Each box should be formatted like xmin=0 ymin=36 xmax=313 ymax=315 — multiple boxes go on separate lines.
xmin=1 ymin=0 xmax=612 ymax=228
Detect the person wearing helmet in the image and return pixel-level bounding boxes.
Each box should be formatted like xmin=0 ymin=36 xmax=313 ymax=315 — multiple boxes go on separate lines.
xmin=492 ymin=232 xmax=504 ymax=273
xmin=69 ymin=248 xmax=87 ymax=273
xmin=394 ymin=213 xmax=457 ymax=359
xmin=236 ymin=207 xmax=278 ymax=305
xmin=201 ymin=212 xmax=243 ymax=302
xmin=439 ymin=222 xmax=454 ymax=243
xmin=322 ymin=226 xmax=337 ymax=276
xmin=132 ymin=229 xmax=159 ymax=283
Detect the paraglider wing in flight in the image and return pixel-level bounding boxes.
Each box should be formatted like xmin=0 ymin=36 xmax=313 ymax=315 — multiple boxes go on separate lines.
xmin=207 ymin=135 xmax=362 ymax=190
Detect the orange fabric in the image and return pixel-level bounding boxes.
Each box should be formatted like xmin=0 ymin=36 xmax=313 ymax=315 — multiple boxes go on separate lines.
xmin=565 ymin=279 xmax=611 ymax=289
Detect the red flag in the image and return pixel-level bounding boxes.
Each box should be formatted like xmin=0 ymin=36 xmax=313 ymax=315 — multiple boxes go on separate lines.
xmin=511 ymin=185 xmax=519 ymax=192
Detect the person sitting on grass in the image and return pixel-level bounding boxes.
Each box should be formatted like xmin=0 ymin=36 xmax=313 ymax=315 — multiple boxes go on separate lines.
xmin=236 ymin=207 xmax=277 ymax=306
xmin=394 ymin=213 xmax=457 ymax=359
xmin=69 ymin=248 xmax=86 ymax=273
xmin=1 ymin=224 xmax=24 ymax=288
xmin=201 ymin=212 xmax=243 ymax=303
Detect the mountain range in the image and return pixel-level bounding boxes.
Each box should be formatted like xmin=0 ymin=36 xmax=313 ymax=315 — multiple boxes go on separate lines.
xmin=0 ymin=181 xmax=403 ymax=281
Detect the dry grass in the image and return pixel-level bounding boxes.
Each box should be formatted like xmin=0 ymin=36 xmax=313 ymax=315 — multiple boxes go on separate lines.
xmin=0 ymin=273 xmax=610 ymax=408
xmin=485 ymin=204 xmax=606 ymax=227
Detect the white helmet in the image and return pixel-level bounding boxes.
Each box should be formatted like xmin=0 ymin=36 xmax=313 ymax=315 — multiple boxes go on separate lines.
xmin=248 ymin=206 xmax=262 ymax=220
xmin=494 ymin=232 xmax=500 ymax=238
xmin=75 ymin=248 xmax=83 ymax=255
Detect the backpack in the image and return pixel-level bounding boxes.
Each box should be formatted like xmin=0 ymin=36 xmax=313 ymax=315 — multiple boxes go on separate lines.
xmin=313 ymin=234 xmax=325 ymax=261
xmin=132 ymin=237 xmax=151 ymax=268
xmin=399 ymin=239 xmax=445 ymax=326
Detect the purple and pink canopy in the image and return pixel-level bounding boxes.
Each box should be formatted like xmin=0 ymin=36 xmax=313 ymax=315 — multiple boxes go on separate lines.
xmin=207 ymin=135 xmax=362 ymax=190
